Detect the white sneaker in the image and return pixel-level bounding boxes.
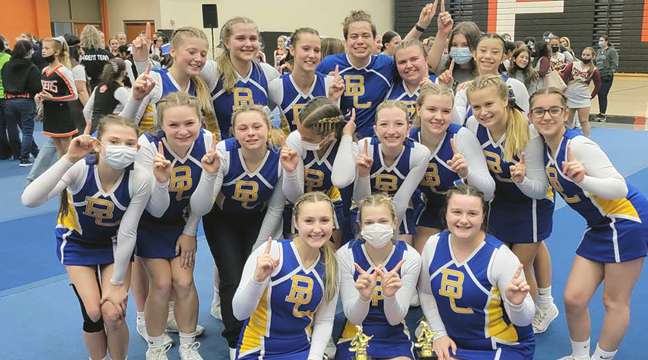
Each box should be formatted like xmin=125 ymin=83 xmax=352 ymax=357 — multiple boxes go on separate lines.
xmin=179 ymin=341 xmax=204 ymax=360
xmin=137 ymin=319 xmax=174 ymax=346
xmin=166 ymin=315 xmax=205 ymax=337
xmin=555 ymin=356 xmax=589 ymax=360
xmin=146 ymin=344 xmax=172 ymax=360
xmin=211 ymin=292 xmax=223 ymax=320
xmin=533 ymin=303 xmax=559 ymax=334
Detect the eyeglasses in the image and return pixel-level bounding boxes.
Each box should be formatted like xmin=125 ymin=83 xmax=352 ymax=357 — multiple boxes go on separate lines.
xmin=530 ymin=106 xmax=564 ymax=119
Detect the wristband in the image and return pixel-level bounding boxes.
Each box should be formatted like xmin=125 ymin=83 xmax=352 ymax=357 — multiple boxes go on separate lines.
xmin=415 ymin=24 xmax=426 ymax=32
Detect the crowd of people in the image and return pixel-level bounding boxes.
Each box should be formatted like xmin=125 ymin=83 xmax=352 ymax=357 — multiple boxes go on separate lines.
xmin=1 ymin=2 xmax=641 ymax=360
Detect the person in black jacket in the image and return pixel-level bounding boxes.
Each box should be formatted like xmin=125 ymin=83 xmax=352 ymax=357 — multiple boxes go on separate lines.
xmin=1 ymin=40 xmax=42 ymax=166
xmin=80 ymin=25 xmax=113 ymax=92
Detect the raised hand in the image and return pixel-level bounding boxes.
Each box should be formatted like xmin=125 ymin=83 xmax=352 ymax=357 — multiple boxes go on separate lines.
xmin=153 ymin=141 xmax=172 ymax=183
xmin=328 ymin=65 xmax=345 ymax=103
xmin=132 ymin=62 xmax=156 ymax=100
xmin=419 ymin=77 xmax=434 ymax=89
xmin=438 ymin=59 xmax=455 ymax=88
xmin=342 ymin=108 xmax=356 ymax=137
xmin=505 ymin=263 xmax=530 ymax=305
xmin=376 ymin=258 xmax=405 ymax=298
xmin=456 ymin=80 xmax=472 ymax=92
xmin=509 ymin=152 xmax=526 ymax=184
xmin=201 ymin=138 xmax=221 ymax=174
xmin=100 ymin=283 xmax=128 ymax=319
xmin=417 ymin=1 xmax=438 ymax=30
xmin=279 ymin=137 xmax=299 ymax=173
xmin=131 ymin=22 xmax=153 ymax=62
xmin=354 ymin=263 xmax=379 ymax=303
xmin=447 ymin=138 xmax=469 ymax=178
xmin=437 ymin=0 xmax=454 ymax=37
xmin=253 ymin=238 xmax=280 ymax=282
xmin=66 ymin=120 xmax=96 ymax=163
xmin=433 ymin=335 xmax=458 ymax=360
xmin=356 ymin=138 xmax=373 ymax=178
xmin=562 ymin=146 xmax=585 ymax=183
xmin=175 ymin=234 xmax=197 ymax=270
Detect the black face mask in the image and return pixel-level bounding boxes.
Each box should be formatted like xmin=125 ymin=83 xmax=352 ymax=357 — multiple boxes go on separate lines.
xmin=551 ymin=46 xmax=560 ymax=53
xmin=43 ymin=54 xmax=56 ymax=63
xmin=582 ymin=59 xmax=592 ymax=64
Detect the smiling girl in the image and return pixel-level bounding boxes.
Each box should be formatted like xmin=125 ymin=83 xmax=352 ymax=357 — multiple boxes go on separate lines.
xmin=507 ymin=46 xmax=540 ymax=95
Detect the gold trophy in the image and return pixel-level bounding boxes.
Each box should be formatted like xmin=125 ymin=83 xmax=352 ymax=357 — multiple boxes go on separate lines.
xmin=414 ymin=321 xmax=438 ymax=360
xmin=349 ymin=325 xmax=373 ymax=360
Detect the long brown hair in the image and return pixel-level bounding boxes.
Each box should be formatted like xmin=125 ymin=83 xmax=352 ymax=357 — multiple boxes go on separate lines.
xmin=507 ymin=47 xmax=539 ymax=88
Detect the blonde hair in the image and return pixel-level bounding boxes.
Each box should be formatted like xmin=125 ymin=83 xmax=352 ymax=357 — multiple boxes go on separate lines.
xmin=393 ymin=39 xmax=427 ymax=62
xmin=376 ymin=100 xmax=409 ymax=122
xmin=152 ymin=92 xmax=202 ymax=135
xmin=560 ymin=36 xmax=571 ymax=48
xmin=298 ymin=97 xmax=346 ymax=141
xmin=413 ymin=83 xmax=454 ymax=127
xmin=43 ymin=38 xmax=71 ymax=69
xmin=342 ymin=10 xmax=377 ymax=40
xmin=290 ymin=27 xmax=320 ymax=48
xmin=358 ymin=193 xmax=396 ymax=224
xmin=80 ymin=25 xmax=103 ymax=49
xmin=217 ymin=17 xmax=259 ymax=93
xmin=231 ymin=104 xmax=283 ymax=147
xmin=466 ymin=74 xmax=529 ymax=162
xmin=164 ymin=27 xmax=219 ymax=137
xmin=582 ymin=46 xmax=597 ymax=73
xmin=293 ymin=191 xmax=338 ymax=303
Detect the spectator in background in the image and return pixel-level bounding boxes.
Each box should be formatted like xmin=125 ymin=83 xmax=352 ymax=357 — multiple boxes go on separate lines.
xmin=64 ymin=34 xmax=89 ymax=131
xmin=115 ymin=31 xmax=128 ymax=46
xmin=118 ymin=44 xmax=130 ymax=60
xmin=16 ymin=32 xmax=47 ymax=70
xmin=500 ymin=40 xmax=516 ymax=73
xmin=1 ymin=40 xmax=41 ymax=166
xmin=109 ymin=37 xmax=120 ymax=58
xmin=524 ymin=36 xmax=537 ymax=54
xmin=532 ymin=40 xmax=551 ymax=89
xmin=595 ymin=34 xmax=619 ymax=122
xmin=374 ymin=33 xmax=383 ymax=54
xmin=273 ymin=35 xmax=289 ymax=70
xmin=381 ymin=30 xmax=401 ymax=56
xmin=560 ymin=36 xmax=575 ymax=58
xmin=151 ymin=31 xmax=168 ymax=56
xmin=321 ymin=37 xmax=345 ymax=59
xmin=0 ymin=34 xmax=17 ymax=160
xmin=80 ymin=25 xmax=113 ymax=92
xmin=98 ymin=30 xmax=107 ymax=50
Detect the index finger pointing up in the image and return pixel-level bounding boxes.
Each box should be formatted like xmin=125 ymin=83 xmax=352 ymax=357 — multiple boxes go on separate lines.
xmin=158 ymin=141 xmax=164 ymax=155
xmin=265 ymin=237 xmax=273 ymax=254
xmin=144 ymin=61 xmax=152 ymax=75
xmin=519 ymin=152 xmax=526 ymax=165
xmin=84 ymin=119 xmax=93 ymax=136
xmin=448 ymin=59 xmax=456 ymax=73
xmin=440 ymin=0 xmax=445 ymax=13
xmin=145 ymin=22 xmax=152 ymax=41
xmin=391 ymin=258 xmax=406 ymax=274
xmin=364 ymin=138 xmax=369 ymax=156
xmin=567 ymin=145 xmax=574 ymax=162
xmin=354 ymin=263 xmax=367 ymax=275
xmin=450 ymin=138 xmax=458 ymax=155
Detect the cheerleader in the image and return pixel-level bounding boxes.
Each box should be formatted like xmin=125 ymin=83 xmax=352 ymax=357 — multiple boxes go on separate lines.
xmin=136 ymin=93 xmax=220 ymax=360
xmin=419 ymin=184 xmax=536 ymax=360
xmin=410 ymin=84 xmax=494 ymax=253
xmin=530 ymin=88 xmax=648 ymax=360
xmin=36 ymin=36 xmax=79 ymax=157
xmin=387 ymin=39 xmax=438 ymax=120
xmin=336 ymin=194 xmax=421 ymax=360
xmin=353 ymin=100 xmax=431 ymax=242
xmin=267 ymin=27 xmax=344 ymax=134
xmin=280 ymin=97 xmax=357 ymax=247
xmin=549 ymin=36 xmax=570 ymax=72
xmin=84 ymin=58 xmax=131 ymax=131
xmin=447 ymin=33 xmax=530 ymax=125
xmin=273 ymin=35 xmax=288 ymax=71
xmin=560 ymin=47 xmax=601 ymax=137
xmin=201 ymin=104 xmax=286 ymax=357
xmin=21 ymin=116 xmax=156 ymax=360
xmin=465 ymin=74 xmax=558 ymax=333
xmin=233 ymin=191 xmax=339 ymax=360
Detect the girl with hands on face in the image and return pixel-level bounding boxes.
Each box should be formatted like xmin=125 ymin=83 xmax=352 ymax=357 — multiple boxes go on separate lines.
xmin=530 ymin=89 xmax=648 ymax=360
xmin=419 ymin=184 xmax=536 ymax=360
xmin=22 ymin=116 xmax=154 ymax=360
xmin=410 ymin=83 xmax=494 ymax=253
xmin=233 ymin=192 xmax=339 ymax=360
xmin=336 ymin=194 xmax=421 ymax=360
xmin=281 ymin=98 xmax=358 ymax=248
xmin=134 ymin=92 xmax=217 ymax=359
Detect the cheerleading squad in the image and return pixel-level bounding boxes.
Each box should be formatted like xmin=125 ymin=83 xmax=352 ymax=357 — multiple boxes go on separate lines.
xmin=18 ymin=2 xmax=644 ymax=360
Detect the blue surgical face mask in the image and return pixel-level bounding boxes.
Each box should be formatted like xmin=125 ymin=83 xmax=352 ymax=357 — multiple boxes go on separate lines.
xmin=598 ymin=41 xmax=605 ymax=48
xmin=449 ymin=47 xmax=473 ymax=65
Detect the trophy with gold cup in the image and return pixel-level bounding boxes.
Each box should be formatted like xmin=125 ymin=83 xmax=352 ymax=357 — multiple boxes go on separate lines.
xmin=349 ymin=325 xmax=373 ymax=360
xmin=414 ymin=321 xmax=438 ymax=360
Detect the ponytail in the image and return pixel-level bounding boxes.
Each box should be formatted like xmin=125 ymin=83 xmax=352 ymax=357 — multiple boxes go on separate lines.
xmin=218 ymin=17 xmax=259 ymax=93
xmin=99 ymin=58 xmax=126 ymax=87
xmin=503 ymin=106 xmax=530 ymax=163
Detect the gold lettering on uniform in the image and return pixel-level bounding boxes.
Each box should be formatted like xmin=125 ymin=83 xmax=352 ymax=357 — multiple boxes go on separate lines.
xmin=483 ymin=151 xmax=513 ymax=183
xmin=170 ymin=166 xmax=192 ymax=201
xmin=439 ymin=269 xmax=474 ymax=314
xmin=285 ymin=275 xmax=314 ymax=318
xmin=232 ymin=88 xmax=254 ymax=111
xmin=292 ymin=103 xmax=307 ymax=123
xmin=421 ymin=163 xmax=441 ymax=192
xmin=305 ymin=169 xmax=325 ymax=193
xmin=84 ymin=198 xmax=118 ymax=227
xmin=374 ymin=174 xmax=398 ymax=193
xmin=233 ymin=180 xmax=259 ymax=209
xmin=344 ymin=75 xmax=371 ymax=109
xmin=402 ymin=101 xmax=416 ymax=118
xmin=546 ymin=167 xmax=580 ymax=203
xmin=371 ymin=275 xmax=384 ymax=306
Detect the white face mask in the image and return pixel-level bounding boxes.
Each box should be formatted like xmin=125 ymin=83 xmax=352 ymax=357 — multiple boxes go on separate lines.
xmin=100 ymin=143 xmax=138 ymax=170
xmin=361 ymin=223 xmax=394 ymax=249
xmin=301 ymin=140 xmax=322 ymax=151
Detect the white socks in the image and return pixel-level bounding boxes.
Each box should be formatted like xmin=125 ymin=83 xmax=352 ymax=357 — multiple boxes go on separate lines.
xmin=536 ymin=286 xmax=554 ymax=311
xmin=591 ymin=343 xmax=617 ymax=360
xmin=229 ymin=347 xmax=237 ymax=360
xmin=89 ymin=355 xmax=109 ymax=360
xmin=179 ymin=332 xmax=196 ymax=346
xmin=148 ymin=334 xmax=166 ymax=349
xmin=137 ymin=311 xmax=145 ymax=323
xmin=571 ymin=337 xmax=591 ymax=358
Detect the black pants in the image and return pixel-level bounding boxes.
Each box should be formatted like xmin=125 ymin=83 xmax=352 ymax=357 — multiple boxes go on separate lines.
xmin=598 ymin=75 xmax=614 ymax=115
xmin=0 ymin=99 xmax=21 ymax=160
xmin=203 ymin=205 xmax=266 ymax=349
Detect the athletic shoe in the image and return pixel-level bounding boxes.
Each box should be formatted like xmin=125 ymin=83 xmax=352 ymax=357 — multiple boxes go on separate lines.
xmin=165 ymin=315 xmax=205 ymax=337
xmin=555 ymin=356 xmax=589 ymax=360
xmin=533 ymin=303 xmax=559 ymax=334
xmin=137 ymin=319 xmax=174 ymax=346
xmin=599 ymin=115 xmax=607 ymax=123
xmin=211 ymin=292 xmax=222 ymax=320
xmin=146 ymin=344 xmax=172 ymax=360
xmin=179 ymin=341 xmax=204 ymax=360
xmin=19 ymin=160 xmax=33 ymax=167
